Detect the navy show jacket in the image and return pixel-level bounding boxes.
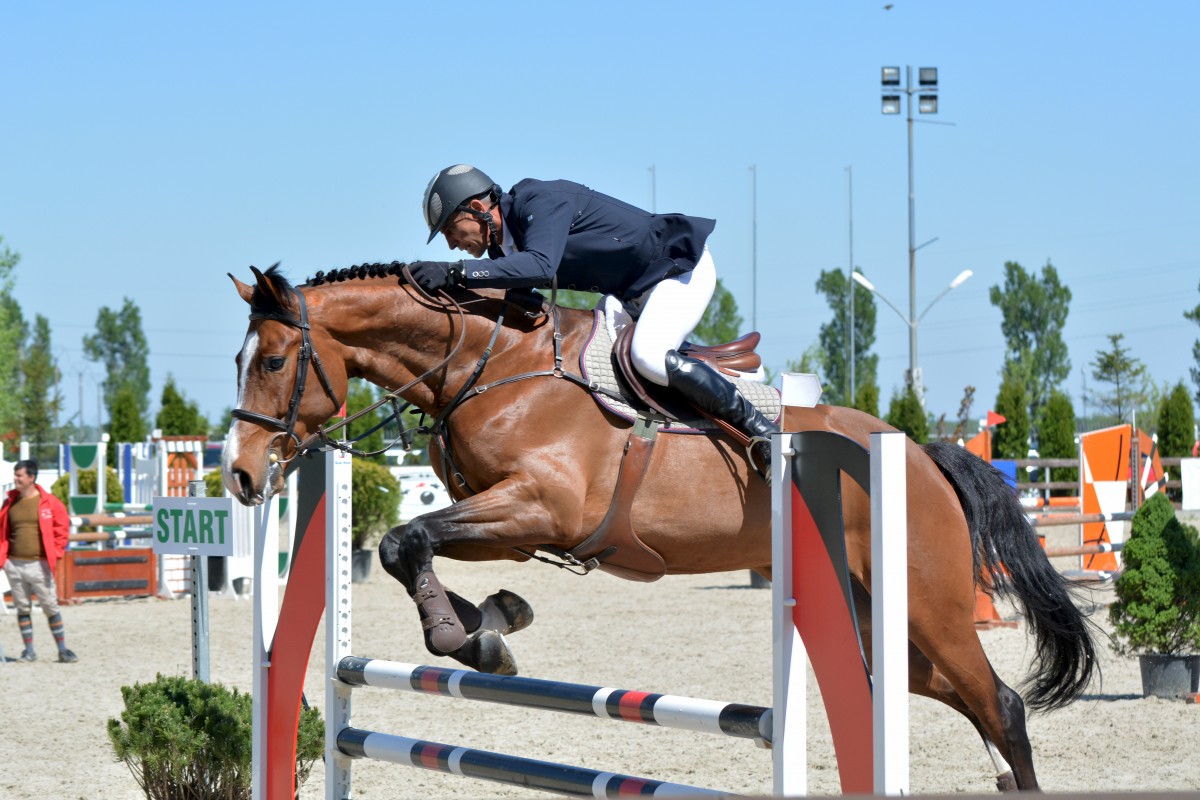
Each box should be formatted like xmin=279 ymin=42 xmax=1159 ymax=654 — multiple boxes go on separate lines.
xmin=458 ymin=178 xmax=715 ymax=302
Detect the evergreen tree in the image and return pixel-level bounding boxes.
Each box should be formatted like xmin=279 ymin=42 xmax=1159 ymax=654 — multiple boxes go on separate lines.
xmin=0 ymin=237 xmax=27 ymax=441
xmin=109 ymin=384 xmax=148 ymax=446
xmin=156 ymin=375 xmax=208 ymax=436
xmin=1037 ymin=390 xmax=1078 ymax=495
xmin=814 ymin=268 xmax=878 ymax=407
xmin=854 ymin=382 xmax=880 ymax=419
xmin=691 ymin=279 xmax=742 ymax=345
xmin=993 ymin=363 xmax=1032 ymax=459
xmin=20 ymin=315 xmax=63 ymax=460
xmin=1088 ymin=333 xmax=1149 ymax=425
xmin=988 ymin=260 xmax=1072 ymax=431
xmin=1157 ymin=382 xmax=1196 ymax=458
xmin=1185 ymin=280 xmax=1200 ymax=406
xmin=885 ymin=385 xmax=928 ymax=442
xmin=83 ymin=298 xmax=152 ymax=423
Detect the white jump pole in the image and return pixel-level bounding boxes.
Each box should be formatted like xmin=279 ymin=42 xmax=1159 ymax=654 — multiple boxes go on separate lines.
xmin=251 ymin=492 xmax=281 ymax=800
xmin=325 ymin=449 xmax=354 ymax=800
xmin=870 ymin=431 xmax=909 ymax=795
xmin=771 ymin=430 xmax=909 ymax=796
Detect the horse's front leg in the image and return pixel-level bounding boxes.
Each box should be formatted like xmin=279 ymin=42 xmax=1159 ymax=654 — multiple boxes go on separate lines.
xmin=378 ymin=477 xmax=578 ymax=674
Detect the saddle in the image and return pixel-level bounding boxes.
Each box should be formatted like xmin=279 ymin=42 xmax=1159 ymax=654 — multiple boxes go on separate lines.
xmin=561 ymin=312 xmax=777 ymax=583
xmin=612 ymin=323 xmax=763 ymax=426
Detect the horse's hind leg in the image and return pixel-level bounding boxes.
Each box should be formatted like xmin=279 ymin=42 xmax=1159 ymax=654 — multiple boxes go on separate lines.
xmin=853 ymin=582 xmax=1030 ymax=792
xmin=910 ymin=614 xmax=1037 ymax=790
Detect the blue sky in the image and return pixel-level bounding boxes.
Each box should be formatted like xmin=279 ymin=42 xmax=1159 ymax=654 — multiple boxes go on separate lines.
xmin=2 ymin=2 xmax=1197 ymax=434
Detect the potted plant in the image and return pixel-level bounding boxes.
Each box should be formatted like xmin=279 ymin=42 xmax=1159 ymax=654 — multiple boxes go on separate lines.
xmin=350 ymin=459 xmax=401 ymax=583
xmin=1108 ymin=492 xmax=1200 ymax=698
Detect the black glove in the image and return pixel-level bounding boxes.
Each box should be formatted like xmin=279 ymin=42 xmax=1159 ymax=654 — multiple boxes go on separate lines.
xmin=408 ymin=261 xmax=464 ymax=292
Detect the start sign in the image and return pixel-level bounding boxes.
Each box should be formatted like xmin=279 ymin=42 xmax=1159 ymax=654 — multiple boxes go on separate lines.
xmin=152 ymin=497 xmax=235 ymax=556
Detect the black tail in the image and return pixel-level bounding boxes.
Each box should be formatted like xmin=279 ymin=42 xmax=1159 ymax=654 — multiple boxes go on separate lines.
xmin=921 ymin=441 xmax=1099 ymax=711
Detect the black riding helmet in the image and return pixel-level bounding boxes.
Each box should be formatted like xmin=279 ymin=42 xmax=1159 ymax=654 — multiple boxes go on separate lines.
xmin=422 ymin=164 xmax=501 ymax=244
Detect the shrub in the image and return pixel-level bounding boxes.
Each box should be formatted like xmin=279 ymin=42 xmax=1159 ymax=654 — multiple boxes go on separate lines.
xmin=205 ymin=468 xmax=225 ymax=499
xmin=351 ymin=458 xmax=400 ymax=550
xmin=1109 ymin=493 xmax=1200 ymax=656
xmin=107 ymin=673 xmax=323 ymax=800
xmin=51 ymin=467 xmax=124 ymax=509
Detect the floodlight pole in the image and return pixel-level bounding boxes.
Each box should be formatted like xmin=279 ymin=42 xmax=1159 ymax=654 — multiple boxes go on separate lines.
xmin=905 ymin=65 xmax=918 ymax=404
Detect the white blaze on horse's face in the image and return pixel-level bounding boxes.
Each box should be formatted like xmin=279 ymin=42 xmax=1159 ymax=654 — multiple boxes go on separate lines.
xmin=223 ymin=329 xmax=260 ymax=477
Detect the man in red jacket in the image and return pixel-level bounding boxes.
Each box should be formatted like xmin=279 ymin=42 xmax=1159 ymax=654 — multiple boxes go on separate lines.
xmin=0 ymin=459 xmax=78 ymax=662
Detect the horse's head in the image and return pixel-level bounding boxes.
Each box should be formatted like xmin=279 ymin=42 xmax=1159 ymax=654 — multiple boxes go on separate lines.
xmin=223 ymin=265 xmax=347 ymax=504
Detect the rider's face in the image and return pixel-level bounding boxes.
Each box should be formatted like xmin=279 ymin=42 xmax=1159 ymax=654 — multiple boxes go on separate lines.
xmin=440 ymin=199 xmax=497 ymax=259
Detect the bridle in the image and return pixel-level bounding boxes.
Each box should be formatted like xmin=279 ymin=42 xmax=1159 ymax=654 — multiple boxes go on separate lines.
xmin=230 ymin=286 xmax=342 ymax=458
xmin=230 ymin=266 xmax=615 ymax=473
xmin=230 ymin=266 xmax=477 ymax=465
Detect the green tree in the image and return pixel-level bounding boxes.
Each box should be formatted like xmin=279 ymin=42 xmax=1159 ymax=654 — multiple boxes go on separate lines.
xmin=1186 ymin=280 xmax=1200 ymax=406
xmin=540 ymin=288 xmax=595 ymax=310
xmin=691 ymin=279 xmax=742 ymax=346
xmin=109 ymin=384 xmax=148 ymax=447
xmin=988 ymin=260 xmax=1072 ymax=431
xmin=814 ymin=268 xmax=878 ymax=407
xmin=1037 ymin=389 xmax=1078 ymax=495
xmin=885 ymin=385 xmax=928 ymax=442
xmin=156 ymin=375 xmax=208 ymax=436
xmin=1157 ymin=382 xmax=1196 ymax=458
xmin=210 ymin=407 xmax=233 ymax=441
xmin=346 ymin=379 xmax=386 ymax=462
xmin=993 ymin=362 xmax=1032 ymax=459
xmin=0 ymin=237 xmax=27 ymax=441
xmin=83 ymin=297 xmax=151 ymax=423
xmin=854 ymin=382 xmax=880 ymax=418
xmin=1088 ymin=333 xmax=1149 ymax=425
xmin=20 ymin=315 xmax=63 ymax=461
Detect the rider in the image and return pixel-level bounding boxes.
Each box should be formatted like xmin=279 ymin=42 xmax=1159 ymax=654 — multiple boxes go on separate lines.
xmin=413 ymin=164 xmax=776 ymax=480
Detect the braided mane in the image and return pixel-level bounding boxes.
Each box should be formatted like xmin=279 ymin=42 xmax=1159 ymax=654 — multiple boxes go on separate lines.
xmin=305 ymin=261 xmax=410 ymax=287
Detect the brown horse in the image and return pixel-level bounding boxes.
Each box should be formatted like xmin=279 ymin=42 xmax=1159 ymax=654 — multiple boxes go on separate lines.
xmin=223 ymin=263 xmax=1096 ymax=792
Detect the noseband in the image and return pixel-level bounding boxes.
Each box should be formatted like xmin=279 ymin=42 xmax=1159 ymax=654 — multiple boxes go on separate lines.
xmin=231 ymin=286 xmax=341 ymax=457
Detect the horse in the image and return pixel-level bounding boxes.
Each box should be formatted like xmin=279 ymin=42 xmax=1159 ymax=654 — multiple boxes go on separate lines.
xmin=222 ymin=262 xmax=1097 ymax=792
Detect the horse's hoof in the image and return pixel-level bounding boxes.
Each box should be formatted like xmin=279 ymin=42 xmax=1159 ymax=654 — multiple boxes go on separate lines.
xmin=455 ymin=629 xmax=518 ymax=675
xmin=478 ymin=589 xmax=535 ymax=636
xmin=995 ymin=771 xmax=1017 ymax=792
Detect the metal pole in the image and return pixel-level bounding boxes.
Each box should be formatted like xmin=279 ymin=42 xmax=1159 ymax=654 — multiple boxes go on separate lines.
xmin=847 ymin=165 xmax=855 ymax=404
xmin=648 ymin=164 xmax=656 ymax=213
xmin=906 ymin=66 xmax=920 ymax=406
xmin=189 ymin=478 xmax=210 ymax=682
xmin=751 ymin=164 xmax=758 ymax=332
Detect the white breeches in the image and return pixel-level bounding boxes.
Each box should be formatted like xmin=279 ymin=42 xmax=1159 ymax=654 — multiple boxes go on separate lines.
xmin=629 ymin=248 xmax=717 ymax=386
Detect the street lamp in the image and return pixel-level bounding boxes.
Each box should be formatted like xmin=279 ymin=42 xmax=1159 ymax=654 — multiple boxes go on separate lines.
xmin=881 ymin=65 xmax=944 ymax=403
xmin=853 ymin=269 xmax=973 ymax=403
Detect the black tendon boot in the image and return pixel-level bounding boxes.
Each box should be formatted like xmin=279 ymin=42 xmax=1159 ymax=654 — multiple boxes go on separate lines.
xmin=665 ymin=350 xmax=776 ymax=481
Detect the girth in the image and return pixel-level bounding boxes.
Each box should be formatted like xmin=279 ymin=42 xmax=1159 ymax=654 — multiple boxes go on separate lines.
xmin=562 ymin=416 xmax=666 ymax=582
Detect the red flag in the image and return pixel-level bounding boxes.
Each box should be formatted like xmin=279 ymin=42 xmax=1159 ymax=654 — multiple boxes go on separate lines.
xmin=986 ymin=410 xmax=1006 ymax=428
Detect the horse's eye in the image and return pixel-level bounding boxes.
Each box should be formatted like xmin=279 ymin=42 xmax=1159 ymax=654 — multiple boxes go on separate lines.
xmin=264 ymin=356 xmax=286 ymax=372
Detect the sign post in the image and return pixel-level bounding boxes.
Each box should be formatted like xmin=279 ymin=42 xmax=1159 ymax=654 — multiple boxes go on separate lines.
xmin=153 ymin=487 xmax=234 ymax=682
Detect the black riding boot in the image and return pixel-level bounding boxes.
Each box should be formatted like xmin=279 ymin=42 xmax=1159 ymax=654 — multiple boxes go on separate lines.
xmin=665 ymin=349 xmax=776 ymax=481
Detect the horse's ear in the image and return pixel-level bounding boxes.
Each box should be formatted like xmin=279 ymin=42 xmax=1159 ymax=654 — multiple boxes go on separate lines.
xmin=248 ymin=263 xmax=292 ymax=311
xmin=229 ymin=273 xmax=255 ymax=304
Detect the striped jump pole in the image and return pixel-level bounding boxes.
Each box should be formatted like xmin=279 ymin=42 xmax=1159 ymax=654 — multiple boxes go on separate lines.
xmin=336 ymin=656 xmax=771 ymax=743
xmin=335 ymin=729 xmax=724 ymax=797
xmin=1027 ymin=511 xmax=1135 ymax=527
